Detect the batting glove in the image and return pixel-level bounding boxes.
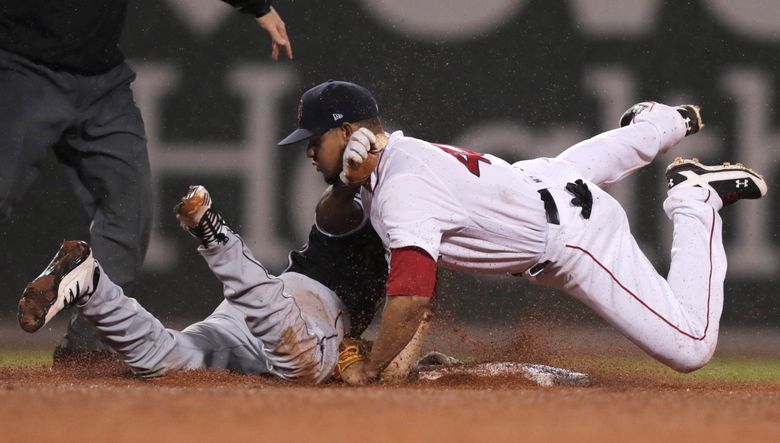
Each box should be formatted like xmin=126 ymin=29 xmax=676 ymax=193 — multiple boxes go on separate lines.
xmin=339 ymin=127 xmax=379 ymax=185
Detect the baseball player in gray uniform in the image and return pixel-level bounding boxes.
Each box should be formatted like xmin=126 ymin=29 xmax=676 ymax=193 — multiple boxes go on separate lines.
xmin=17 ymin=185 xmax=386 ymax=382
xmin=278 ymin=81 xmax=768 ymax=383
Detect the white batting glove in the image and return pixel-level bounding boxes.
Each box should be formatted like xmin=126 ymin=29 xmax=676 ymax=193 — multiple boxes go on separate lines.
xmin=339 ymin=128 xmax=378 ymax=185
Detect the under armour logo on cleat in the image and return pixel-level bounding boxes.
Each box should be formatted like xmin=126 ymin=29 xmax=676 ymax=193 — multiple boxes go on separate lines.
xmin=682 ymin=117 xmax=691 ymax=132
xmin=668 ymin=178 xmax=675 ymax=188
xmin=735 ymin=179 xmax=749 ymax=188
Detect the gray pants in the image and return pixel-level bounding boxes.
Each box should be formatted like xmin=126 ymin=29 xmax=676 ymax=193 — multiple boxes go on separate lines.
xmin=77 ymin=230 xmax=347 ymax=383
xmin=0 ymin=48 xmax=151 ymax=297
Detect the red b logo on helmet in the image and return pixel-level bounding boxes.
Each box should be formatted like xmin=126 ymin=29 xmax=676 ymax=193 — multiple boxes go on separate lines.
xmin=296 ymin=99 xmax=304 ymax=125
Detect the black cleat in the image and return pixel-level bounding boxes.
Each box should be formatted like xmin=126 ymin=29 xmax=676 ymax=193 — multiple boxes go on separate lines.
xmin=666 ymin=157 xmax=768 ymax=206
xmin=619 ymin=102 xmax=703 ymax=137
xmin=174 ymin=185 xmax=228 ymax=247
xmin=675 ymin=105 xmax=703 ymax=136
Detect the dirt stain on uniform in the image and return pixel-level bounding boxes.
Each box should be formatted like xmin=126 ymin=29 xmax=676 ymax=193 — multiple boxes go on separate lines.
xmin=276 ymin=326 xmax=320 ymax=383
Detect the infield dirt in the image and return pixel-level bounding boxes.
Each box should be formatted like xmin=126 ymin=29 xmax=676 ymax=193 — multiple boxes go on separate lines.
xmin=2 ymin=319 xmax=778 ymax=442
xmin=1 ymin=356 xmax=779 ymax=443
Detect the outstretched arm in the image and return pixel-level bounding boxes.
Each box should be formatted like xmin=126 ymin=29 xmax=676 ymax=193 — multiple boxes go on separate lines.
xmin=344 ymin=246 xmax=437 ymax=384
xmin=365 ymin=295 xmax=432 ymax=377
xmin=220 ymin=1 xmax=293 ymax=60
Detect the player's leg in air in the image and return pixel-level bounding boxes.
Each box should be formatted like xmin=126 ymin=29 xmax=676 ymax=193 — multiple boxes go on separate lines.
xmin=555 ymin=101 xmax=701 ymax=186
xmin=527 ymin=103 xmax=767 ymax=372
xmin=18 ymin=187 xmax=345 ymax=383
xmin=173 ymin=186 xmax=346 ymax=382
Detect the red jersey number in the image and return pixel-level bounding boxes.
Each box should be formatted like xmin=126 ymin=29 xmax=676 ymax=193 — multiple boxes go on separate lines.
xmin=433 ymin=144 xmax=492 ymax=177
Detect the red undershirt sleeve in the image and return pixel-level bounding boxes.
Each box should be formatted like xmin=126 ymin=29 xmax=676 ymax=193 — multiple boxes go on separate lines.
xmin=386 ymin=247 xmax=437 ymax=297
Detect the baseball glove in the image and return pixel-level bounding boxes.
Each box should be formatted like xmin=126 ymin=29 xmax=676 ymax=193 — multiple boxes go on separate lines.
xmin=335 ymin=338 xmax=372 ymax=383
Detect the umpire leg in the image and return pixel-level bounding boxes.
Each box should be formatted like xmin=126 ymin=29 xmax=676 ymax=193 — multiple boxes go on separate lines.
xmin=0 ymin=50 xmax=102 ymax=359
xmin=54 ymin=62 xmax=152 ymax=358
xmin=0 ymin=50 xmax=72 ymax=234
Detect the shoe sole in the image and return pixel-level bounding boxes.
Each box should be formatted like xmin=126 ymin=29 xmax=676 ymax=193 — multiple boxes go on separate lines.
xmin=18 ymin=241 xmax=92 ymax=333
xmin=174 ymin=185 xmax=211 ymax=228
xmin=667 ymin=157 xmax=767 ymax=184
xmin=666 ymin=157 xmax=768 ymax=200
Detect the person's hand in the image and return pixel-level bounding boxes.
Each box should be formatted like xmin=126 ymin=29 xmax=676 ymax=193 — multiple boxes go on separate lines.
xmin=340 ymin=360 xmax=376 ymax=385
xmin=340 ymin=128 xmax=379 ymax=185
xmin=337 ymin=338 xmax=376 ymax=385
xmin=256 ymin=7 xmax=293 ymax=60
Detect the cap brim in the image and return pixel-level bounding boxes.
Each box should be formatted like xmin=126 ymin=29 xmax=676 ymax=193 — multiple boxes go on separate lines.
xmin=278 ymin=128 xmax=315 ymax=146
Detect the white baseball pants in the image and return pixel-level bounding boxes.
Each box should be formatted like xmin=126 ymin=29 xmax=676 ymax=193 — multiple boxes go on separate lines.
xmin=529 ymin=103 xmax=724 ymax=372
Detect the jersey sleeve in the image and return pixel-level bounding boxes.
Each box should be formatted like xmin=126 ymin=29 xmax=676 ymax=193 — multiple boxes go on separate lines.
xmin=375 ymin=173 xmax=447 ymax=261
xmin=220 ymin=0 xmax=273 ymax=17
xmin=386 ymin=247 xmax=437 ymax=297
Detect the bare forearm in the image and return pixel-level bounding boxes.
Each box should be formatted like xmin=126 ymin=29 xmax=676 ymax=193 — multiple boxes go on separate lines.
xmin=315 ymin=182 xmax=364 ymax=235
xmin=366 ymin=296 xmax=432 ymax=375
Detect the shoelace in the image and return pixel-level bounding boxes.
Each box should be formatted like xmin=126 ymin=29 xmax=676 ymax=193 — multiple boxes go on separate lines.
xmin=190 ymin=208 xmax=228 ymax=247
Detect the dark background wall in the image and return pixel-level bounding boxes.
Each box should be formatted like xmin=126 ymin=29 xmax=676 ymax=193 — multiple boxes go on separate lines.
xmin=1 ymin=0 xmax=779 ymax=327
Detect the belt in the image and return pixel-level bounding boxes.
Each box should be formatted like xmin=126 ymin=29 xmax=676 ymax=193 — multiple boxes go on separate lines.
xmin=538 ymin=180 xmax=593 ymax=225
xmin=525 ymin=189 xmax=559 ymax=277
xmin=537 ymin=188 xmax=559 ymax=225
xmin=529 ymin=182 xmax=593 ymax=277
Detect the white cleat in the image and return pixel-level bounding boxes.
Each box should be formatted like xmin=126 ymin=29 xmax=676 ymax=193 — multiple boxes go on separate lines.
xmin=619 ymin=102 xmax=703 ymax=136
xmin=18 ymin=240 xmax=100 ymax=333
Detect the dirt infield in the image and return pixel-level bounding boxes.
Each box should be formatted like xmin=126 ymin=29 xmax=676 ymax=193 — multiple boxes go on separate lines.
xmin=1 ymin=359 xmax=778 ymax=443
xmin=2 ymin=321 xmax=778 ymax=442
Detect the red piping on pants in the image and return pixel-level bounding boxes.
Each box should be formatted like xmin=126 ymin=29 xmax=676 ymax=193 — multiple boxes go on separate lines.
xmin=564 ymin=206 xmax=715 ymax=341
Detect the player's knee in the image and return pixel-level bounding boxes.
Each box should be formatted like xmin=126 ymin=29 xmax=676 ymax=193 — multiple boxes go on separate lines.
xmin=665 ymin=345 xmax=715 ymax=373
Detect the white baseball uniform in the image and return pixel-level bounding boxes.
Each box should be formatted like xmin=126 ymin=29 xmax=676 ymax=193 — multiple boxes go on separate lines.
xmin=362 ymin=103 xmax=724 ymax=372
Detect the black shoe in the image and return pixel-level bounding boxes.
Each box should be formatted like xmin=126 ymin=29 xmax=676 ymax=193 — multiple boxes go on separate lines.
xmin=675 ymin=105 xmax=704 ymax=136
xmin=18 ymin=240 xmax=100 ymax=333
xmin=174 ymin=185 xmax=228 ymax=247
xmin=619 ymin=102 xmax=703 ymax=136
xmin=666 ymin=157 xmax=768 ymax=205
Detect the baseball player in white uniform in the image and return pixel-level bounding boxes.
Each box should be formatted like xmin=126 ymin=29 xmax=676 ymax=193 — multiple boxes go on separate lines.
xmin=278 ymin=81 xmax=768 ymax=383
xmin=18 ymin=185 xmax=387 ymax=383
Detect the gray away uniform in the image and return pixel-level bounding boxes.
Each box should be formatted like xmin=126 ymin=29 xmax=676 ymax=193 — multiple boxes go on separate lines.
xmin=75 ymin=221 xmax=387 ymax=382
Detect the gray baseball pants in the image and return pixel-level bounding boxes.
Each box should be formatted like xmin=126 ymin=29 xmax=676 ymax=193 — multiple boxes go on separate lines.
xmin=76 ymin=230 xmax=347 ymax=383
